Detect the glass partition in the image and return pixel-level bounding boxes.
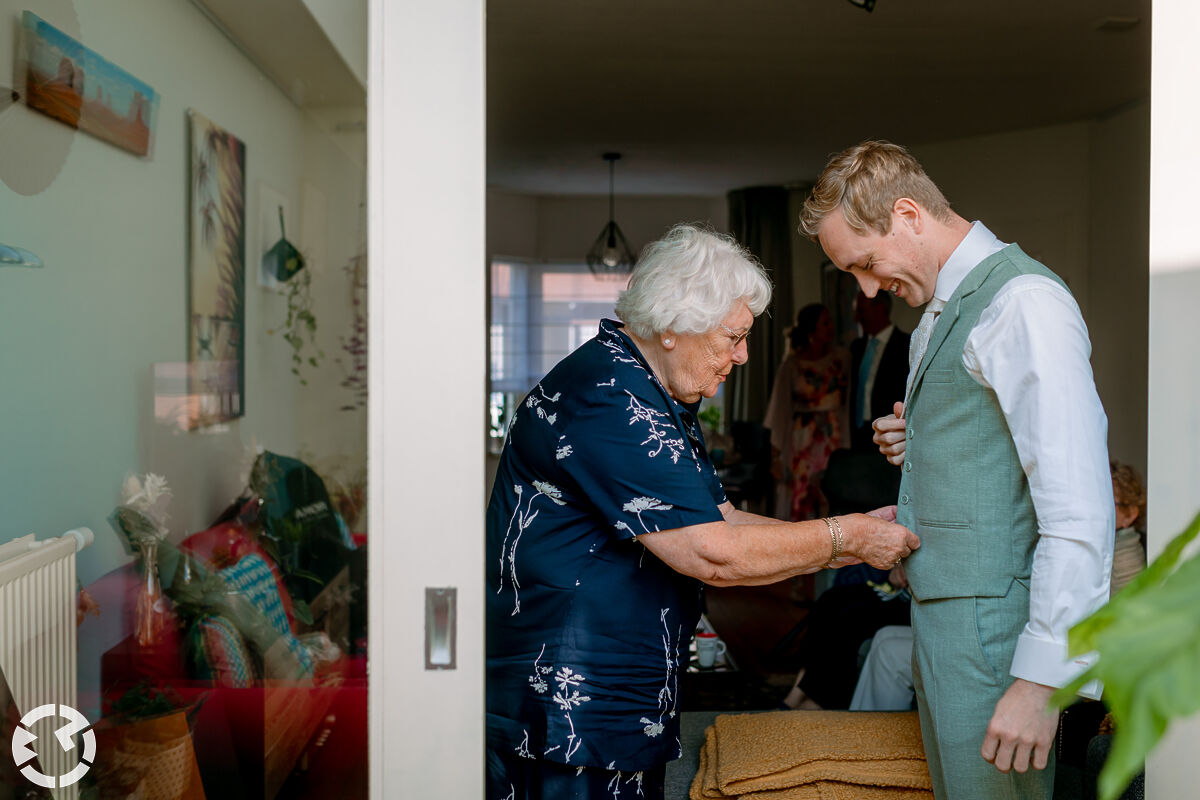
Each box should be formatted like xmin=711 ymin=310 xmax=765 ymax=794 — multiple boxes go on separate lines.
xmin=1 ymin=1 xmax=369 ymax=797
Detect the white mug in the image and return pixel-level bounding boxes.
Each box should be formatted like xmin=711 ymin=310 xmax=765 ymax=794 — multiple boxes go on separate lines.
xmin=695 ymin=632 xmax=727 ymax=669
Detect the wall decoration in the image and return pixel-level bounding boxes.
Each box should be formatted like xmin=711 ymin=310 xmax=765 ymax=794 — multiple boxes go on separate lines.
xmin=20 ymin=11 xmax=160 ymax=158
xmin=0 ymin=243 xmax=44 ymax=268
xmin=188 ymin=110 xmax=246 ymax=429
xmin=255 ymin=183 xmax=290 ymax=289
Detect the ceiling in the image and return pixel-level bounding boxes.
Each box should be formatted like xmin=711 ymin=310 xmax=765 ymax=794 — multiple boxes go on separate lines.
xmin=487 ymin=0 xmax=1150 ymax=196
xmin=192 ymin=0 xmax=364 ymax=109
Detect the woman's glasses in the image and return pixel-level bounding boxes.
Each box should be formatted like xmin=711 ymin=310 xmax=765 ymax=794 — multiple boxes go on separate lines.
xmin=719 ymin=324 xmax=750 ymax=350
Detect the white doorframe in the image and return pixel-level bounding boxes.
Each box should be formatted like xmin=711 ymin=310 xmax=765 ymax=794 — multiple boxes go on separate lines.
xmin=1145 ymin=0 xmax=1200 ymax=796
xmin=361 ymin=0 xmax=1200 ymax=795
xmin=367 ymin=0 xmax=486 ymax=796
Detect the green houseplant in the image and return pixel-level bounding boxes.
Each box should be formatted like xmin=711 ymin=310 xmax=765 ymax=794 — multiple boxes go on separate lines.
xmin=264 ymin=208 xmax=323 ymax=385
xmin=1054 ymin=510 xmax=1200 ymax=800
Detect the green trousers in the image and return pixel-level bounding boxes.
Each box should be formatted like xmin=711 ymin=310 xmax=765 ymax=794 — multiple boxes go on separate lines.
xmin=910 ymin=580 xmax=1055 ymax=800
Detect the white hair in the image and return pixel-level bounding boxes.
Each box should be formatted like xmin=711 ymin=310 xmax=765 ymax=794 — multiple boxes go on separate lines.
xmin=615 ymin=224 xmax=773 ymax=338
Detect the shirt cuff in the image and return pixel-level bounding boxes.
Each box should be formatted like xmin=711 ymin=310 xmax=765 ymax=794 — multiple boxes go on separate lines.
xmin=1010 ymin=631 xmax=1103 ymax=700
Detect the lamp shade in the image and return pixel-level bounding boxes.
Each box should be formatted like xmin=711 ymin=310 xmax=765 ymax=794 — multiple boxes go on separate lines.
xmin=587 ymin=219 xmax=636 ymax=276
xmin=586 ymin=152 xmax=636 ymax=277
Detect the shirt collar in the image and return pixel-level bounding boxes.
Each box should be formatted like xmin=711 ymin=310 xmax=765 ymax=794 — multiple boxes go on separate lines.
xmin=932 ymin=221 xmax=1007 ymax=304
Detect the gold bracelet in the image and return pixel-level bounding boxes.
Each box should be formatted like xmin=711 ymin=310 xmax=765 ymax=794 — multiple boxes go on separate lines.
xmin=822 ymin=517 xmax=842 ymax=568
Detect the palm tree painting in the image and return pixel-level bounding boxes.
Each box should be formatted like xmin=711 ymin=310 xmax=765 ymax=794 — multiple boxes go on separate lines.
xmin=188 ymin=110 xmax=246 ymax=428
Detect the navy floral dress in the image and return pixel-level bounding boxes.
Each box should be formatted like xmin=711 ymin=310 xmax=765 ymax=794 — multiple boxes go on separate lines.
xmin=486 ymin=319 xmax=727 ymax=779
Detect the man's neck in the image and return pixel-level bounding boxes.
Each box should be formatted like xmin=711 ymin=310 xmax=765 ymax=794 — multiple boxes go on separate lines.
xmin=932 ymin=213 xmax=974 ymax=278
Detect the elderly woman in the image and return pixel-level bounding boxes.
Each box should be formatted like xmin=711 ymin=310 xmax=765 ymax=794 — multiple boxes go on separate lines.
xmin=486 ymin=224 xmax=918 ymax=800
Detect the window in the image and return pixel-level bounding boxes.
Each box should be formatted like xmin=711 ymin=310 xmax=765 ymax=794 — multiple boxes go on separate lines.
xmin=489 ymin=259 xmax=625 ymax=446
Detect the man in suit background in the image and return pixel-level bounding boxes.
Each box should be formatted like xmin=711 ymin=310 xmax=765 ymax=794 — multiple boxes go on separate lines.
xmin=848 ymin=291 xmax=909 ymax=452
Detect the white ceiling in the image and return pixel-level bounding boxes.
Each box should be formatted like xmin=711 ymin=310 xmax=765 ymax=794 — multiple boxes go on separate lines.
xmin=192 ymin=0 xmax=364 ymax=108
xmin=487 ymin=0 xmax=1150 ymax=196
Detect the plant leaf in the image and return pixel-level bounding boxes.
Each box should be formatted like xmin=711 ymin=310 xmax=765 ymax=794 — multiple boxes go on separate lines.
xmin=1053 ymin=511 xmax=1200 ymax=800
xmin=291 ymin=567 xmax=325 ymax=586
xmin=292 ymin=598 xmax=314 ymax=626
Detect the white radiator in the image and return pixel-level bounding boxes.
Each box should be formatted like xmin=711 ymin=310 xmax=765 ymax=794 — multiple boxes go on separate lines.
xmin=0 ymin=527 xmax=94 ymax=797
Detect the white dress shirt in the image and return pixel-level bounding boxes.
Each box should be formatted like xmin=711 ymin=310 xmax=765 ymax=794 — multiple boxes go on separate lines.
xmin=931 ymin=222 xmax=1113 ymax=695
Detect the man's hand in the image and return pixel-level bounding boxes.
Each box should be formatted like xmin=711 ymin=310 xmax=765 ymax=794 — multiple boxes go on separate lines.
xmin=872 ymin=401 xmax=907 ymax=465
xmin=980 ymin=679 xmax=1059 ymax=773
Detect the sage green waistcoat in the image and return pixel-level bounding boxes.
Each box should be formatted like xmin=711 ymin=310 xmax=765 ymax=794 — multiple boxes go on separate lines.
xmin=898 ymin=244 xmax=1068 ymax=601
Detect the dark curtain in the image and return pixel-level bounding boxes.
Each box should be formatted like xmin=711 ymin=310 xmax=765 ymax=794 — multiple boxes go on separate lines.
xmin=726 ymin=186 xmax=794 ymax=425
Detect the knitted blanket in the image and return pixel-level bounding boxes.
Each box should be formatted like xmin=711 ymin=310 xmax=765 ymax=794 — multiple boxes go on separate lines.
xmin=690 ymin=710 xmax=934 ymax=800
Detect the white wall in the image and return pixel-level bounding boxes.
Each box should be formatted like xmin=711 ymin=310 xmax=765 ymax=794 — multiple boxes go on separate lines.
xmin=370 ymin=0 xmax=485 ymax=794
xmin=1146 ymin=0 xmax=1200 ymax=793
xmin=301 ymin=0 xmax=367 ymax=88
xmin=0 ymin=0 xmax=366 ymax=584
xmin=487 ymin=189 xmax=727 ymax=262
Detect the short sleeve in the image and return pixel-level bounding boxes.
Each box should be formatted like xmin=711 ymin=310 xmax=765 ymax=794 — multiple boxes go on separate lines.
xmin=557 ymin=386 xmax=725 ymax=541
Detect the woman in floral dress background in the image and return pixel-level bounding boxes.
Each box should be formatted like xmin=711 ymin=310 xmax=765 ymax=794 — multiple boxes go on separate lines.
xmin=764 ymin=303 xmax=850 ymax=522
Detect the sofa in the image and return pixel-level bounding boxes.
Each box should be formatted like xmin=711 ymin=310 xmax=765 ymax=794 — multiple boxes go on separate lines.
xmin=95 ymin=496 xmax=366 ymax=800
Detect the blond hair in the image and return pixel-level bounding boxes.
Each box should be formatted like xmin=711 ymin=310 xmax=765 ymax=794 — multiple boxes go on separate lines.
xmin=799 ymin=140 xmax=952 ymax=240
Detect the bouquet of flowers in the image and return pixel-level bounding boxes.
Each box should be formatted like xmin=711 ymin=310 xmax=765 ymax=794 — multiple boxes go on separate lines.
xmin=110 ymin=473 xmax=173 ymax=646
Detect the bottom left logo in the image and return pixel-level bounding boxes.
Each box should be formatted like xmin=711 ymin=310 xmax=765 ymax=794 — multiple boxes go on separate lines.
xmin=10 ymin=703 xmax=96 ymax=789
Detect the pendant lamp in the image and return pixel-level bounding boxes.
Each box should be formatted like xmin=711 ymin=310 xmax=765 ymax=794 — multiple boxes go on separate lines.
xmin=586 ymin=152 xmax=636 ymax=277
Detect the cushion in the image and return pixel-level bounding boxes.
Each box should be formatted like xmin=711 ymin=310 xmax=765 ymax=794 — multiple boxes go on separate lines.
xmin=179 ymin=505 xmax=297 ymax=627
xmin=189 ymin=615 xmax=255 ymax=688
xmin=219 ymin=554 xmax=313 ymax=678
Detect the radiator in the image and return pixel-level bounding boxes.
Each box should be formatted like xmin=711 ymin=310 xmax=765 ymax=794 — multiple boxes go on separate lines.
xmin=0 ymin=527 xmax=94 ymax=797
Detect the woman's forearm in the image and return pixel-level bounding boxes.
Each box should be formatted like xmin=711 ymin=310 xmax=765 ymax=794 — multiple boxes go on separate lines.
xmin=640 ymin=510 xmax=917 ymax=587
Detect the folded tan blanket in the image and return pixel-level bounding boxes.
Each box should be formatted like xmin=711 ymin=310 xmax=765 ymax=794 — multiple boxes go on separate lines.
xmin=690 ymin=710 xmax=934 ymax=800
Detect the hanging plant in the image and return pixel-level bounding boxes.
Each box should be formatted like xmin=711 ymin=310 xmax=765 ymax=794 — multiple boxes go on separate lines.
xmin=335 ymin=252 xmax=367 ymax=410
xmin=265 ymin=208 xmax=323 ymax=384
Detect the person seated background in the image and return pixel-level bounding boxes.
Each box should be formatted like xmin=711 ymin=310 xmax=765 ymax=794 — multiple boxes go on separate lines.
xmin=777 ymin=561 xmax=911 ymax=710
xmin=1109 ymin=458 xmax=1146 ymax=597
xmin=850 ymin=624 xmax=914 ymax=712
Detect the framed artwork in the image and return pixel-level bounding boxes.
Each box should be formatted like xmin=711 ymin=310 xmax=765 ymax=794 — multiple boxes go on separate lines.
xmin=20 ymin=11 xmax=160 ymax=157
xmin=187 ymin=110 xmax=246 ymax=429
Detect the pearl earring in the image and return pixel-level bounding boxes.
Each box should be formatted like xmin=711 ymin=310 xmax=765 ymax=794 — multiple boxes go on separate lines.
xmin=664 ymin=338 xmax=672 ymax=345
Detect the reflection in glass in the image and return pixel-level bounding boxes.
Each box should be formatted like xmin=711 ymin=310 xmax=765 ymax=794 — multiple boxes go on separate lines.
xmin=2 ymin=1 xmax=369 ymax=797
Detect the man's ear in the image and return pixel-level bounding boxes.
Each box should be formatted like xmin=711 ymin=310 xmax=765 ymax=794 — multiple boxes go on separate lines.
xmin=893 ymin=197 xmax=923 ymax=235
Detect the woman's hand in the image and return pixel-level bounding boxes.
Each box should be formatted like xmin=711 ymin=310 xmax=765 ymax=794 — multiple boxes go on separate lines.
xmin=837 ymin=512 xmax=919 ymax=571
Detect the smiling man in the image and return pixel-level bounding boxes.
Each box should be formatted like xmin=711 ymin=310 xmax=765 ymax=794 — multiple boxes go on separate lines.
xmin=799 ymin=140 xmax=1114 ymax=800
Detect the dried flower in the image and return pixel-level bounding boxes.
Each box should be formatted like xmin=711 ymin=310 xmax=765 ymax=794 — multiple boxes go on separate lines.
xmin=111 ymin=473 xmax=173 ymax=548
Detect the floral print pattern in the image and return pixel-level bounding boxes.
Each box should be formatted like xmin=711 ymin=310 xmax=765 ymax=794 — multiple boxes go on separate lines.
xmin=486 ymin=319 xmax=723 ymax=773
xmin=764 ymin=349 xmax=849 ymax=521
